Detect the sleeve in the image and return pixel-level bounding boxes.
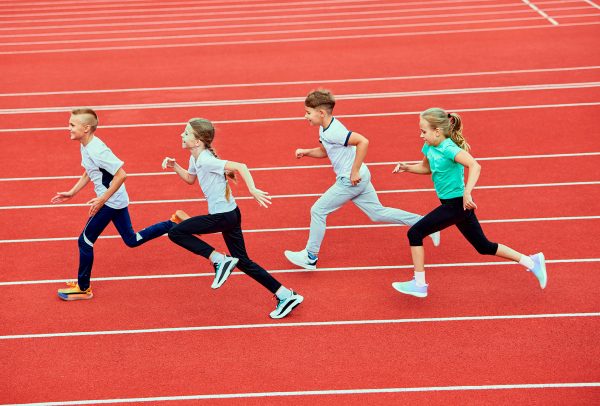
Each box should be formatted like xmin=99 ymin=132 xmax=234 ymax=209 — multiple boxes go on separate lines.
xmin=92 ymin=146 xmax=124 ymax=175
xmin=187 ymin=155 xmax=197 ymax=175
xmin=198 ymin=152 xmax=226 ymax=174
xmin=442 ymin=142 xmax=462 ymax=161
xmin=421 ymin=143 xmax=429 ymax=156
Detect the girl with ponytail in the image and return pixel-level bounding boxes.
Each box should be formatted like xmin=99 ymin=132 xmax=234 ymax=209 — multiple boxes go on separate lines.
xmin=391 ymin=108 xmax=547 ymax=298
xmin=162 ymin=118 xmax=303 ymax=319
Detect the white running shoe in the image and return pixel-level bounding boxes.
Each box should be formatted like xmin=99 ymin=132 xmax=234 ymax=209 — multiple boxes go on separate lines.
xmin=211 ymin=255 xmax=238 ymax=289
xmin=284 ymin=249 xmax=318 ymax=270
xmin=270 ymin=290 xmax=304 ymax=319
xmin=430 ymin=231 xmax=441 ymax=247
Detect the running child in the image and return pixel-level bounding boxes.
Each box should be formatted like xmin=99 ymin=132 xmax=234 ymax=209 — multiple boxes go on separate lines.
xmin=284 ymin=89 xmax=440 ymax=270
xmin=391 ymin=107 xmax=547 ymax=298
xmin=52 ymin=108 xmax=176 ymax=300
xmin=163 ymin=118 xmax=303 ymax=319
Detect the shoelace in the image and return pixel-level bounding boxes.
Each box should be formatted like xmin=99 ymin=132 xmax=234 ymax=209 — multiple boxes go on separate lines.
xmin=65 ymin=281 xmax=78 ymax=288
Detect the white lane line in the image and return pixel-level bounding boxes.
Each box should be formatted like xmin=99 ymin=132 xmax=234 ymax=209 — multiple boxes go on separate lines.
xmin=0 ymin=15 xmax=571 ymax=47
xmin=2 ymin=312 xmax=600 ymax=341
xmin=3 ymin=383 xmax=600 ymax=405
xmin=583 ymin=0 xmax=600 ymax=10
xmin=1 ymin=181 xmax=598 ymax=211
xmin=1 ymin=257 xmax=598 ymax=286
xmin=522 ymin=0 xmax=559 ymax=25
xmin=2 ymin=152 xmax=598 ymax=182
xmin=1 ymin=82 xmax=599 ymax=115
xmin=2 ymin=101 xmax=600 ymax=133
xmin=1 ymin=66 xmax=598 ymax=98
xmin=0 ymin=215 xmax=598 ymax=245
xmin=3 ymin=21 xmax=596 ymax=56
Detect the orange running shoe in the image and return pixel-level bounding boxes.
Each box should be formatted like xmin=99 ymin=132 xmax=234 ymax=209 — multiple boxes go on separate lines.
xmin=170 ymin=210 xmax=191 ymax=224
xmin=57 ymin=281 xmax=93 ymax=301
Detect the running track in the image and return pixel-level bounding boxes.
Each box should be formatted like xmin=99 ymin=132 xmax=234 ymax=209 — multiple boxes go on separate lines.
xmin=1 ymin=0 xmax=599 ymax=404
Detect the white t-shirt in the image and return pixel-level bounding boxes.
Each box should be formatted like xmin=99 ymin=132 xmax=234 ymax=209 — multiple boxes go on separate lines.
xmin=188 ymin=150 xmax=237 ymax=214
xmin=319 ymin=117 xmax=365 ymax=178
xmin=80 ymin=136 xmax=129 ymax=209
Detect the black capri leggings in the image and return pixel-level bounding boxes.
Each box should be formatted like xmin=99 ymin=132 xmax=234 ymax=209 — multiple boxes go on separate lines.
xmin=407 ymin=196 xmax=498 ymax=255
xmin=168 ymin=207 xmax=282 ymax=293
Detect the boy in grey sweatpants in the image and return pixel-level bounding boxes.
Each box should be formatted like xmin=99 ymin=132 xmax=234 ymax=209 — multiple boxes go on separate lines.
xmin=284 ymin=89 xmax=440 ymax=270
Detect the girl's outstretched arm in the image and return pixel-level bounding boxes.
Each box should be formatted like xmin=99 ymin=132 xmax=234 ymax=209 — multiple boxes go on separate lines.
xmin=454 ymin=150 xmax=481 ymax=210
xmin=162 ymin=157 xmax=196 ymax=185
xmin=224 ymin=161 xmax=272 ymax=208
xmin=393 ymin=156 xmax=431 ymax=175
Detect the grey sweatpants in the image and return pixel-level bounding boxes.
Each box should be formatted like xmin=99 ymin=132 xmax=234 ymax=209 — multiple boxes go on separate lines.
xmin=306 ymin=166 xmax=423 ymax=254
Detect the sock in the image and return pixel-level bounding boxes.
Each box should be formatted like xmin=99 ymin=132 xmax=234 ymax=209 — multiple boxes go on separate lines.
xmin=519 ymin=254 xmax=535 ymax=270
xmin=276 ymin=285 xmax=292 ymax=300
xmin=307 ymin=251 xmax=318 ymax=260
xmin=414 ymin=271 xmax=427 ymax=286
xmin=209 ymin=251 xmax=225 ymax=264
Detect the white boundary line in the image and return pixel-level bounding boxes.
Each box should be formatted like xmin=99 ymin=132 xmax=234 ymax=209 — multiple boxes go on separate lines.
xmin=0 ymin=65 xmax=598 ymax=98
xmin=2 ymin=151 xmax=598 ymax=182
xmin=3 ymin=383 xmax=600 ymax=405
xmin=1 ymin=257 xmax=598 ymax=286
xmin=2 ymin=101 xmax=600 ymax=133
xmin=1 ymin=181 xmax=599 ymax=211
xmin=1 ymin=215 xmax=598 ymax=245
xmin=3 ymin=22 xmax=598 ymax=56
xmin=522 ymin=0 xmax=559 ymax=24
xmin=1 ymin=312 xmax=600 ymax=341
xmin=1 ymin=82 xmax=599 ymax=115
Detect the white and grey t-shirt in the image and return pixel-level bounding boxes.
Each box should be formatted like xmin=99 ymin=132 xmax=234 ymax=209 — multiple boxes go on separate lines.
xmin=188 ymin=150 xmax=237 ymax=214
xmin=319 ymin=117 xmax=365 ymax=178
xmin=80 ymin=136 xmax=129 ymax=209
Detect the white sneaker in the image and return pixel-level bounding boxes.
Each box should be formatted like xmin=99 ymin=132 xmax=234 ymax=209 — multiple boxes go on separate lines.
xmin=284 ymin=249 xmax=318 ymax=270
xmin=211 ymin=255 xmax=238 ymax=289
xmin=430 ymin=231 xmax=441 ymax=247
xmin=270 ymin=290 xmax=303 ymax=319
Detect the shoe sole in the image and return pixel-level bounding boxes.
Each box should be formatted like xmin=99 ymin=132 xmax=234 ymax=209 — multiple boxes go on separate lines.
xmin=58 ymin=292 xmax=93 ymax=301
xmin=211 ymin=257 xmax=239 ymax=289
xmin=392 ymin=283 xmax=427 ymax=298
xmin=270 ymin=295 xmax=304 ymax=319
xmin=284 ymin=251 xmax=316 ymax=270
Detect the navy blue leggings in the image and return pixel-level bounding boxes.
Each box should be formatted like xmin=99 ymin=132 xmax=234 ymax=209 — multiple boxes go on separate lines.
xmin=77 ymin=205 xmax=174 ymax=289
xmin=407 ymin=196 xmax=498 ymax=255
xmin=168 ymin=207 xmax=282 ymax=294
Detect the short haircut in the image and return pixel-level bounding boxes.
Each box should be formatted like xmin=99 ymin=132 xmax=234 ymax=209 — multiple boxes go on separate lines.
xmin=305 ymin=89 xmax=335 ymax=113
xmin=71 ymin=108 xmax=99 ymax=131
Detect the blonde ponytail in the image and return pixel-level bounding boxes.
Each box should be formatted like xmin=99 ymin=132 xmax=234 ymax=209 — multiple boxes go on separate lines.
xmin=421 ymin=108 xmax=470 ymax=151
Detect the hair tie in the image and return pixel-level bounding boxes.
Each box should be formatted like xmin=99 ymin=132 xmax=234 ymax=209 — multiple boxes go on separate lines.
xmin=447 ymin=113 xmax=452 ymax=118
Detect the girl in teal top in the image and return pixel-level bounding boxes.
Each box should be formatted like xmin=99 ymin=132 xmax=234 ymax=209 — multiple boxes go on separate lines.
xmin=390 ymin=108 xmax=547 ymax=298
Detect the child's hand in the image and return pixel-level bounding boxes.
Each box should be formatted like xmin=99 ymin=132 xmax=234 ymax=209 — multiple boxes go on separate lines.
xmin=249 ymin=188 xmax=272 ymax=208
xmin=87 ymin=196 xmax=106 ymax=216
xmin=393 ymin=162 xmax=409 ymax=173
xmin=162 ymin=157 xmax=176 ymax=169
xmin=463 ymin=192 xmax=478 ymax=210
xmin=51 ymin=191 xmax=73 ymax=204
xmin=295 ymin=149 xmax=305 ymax=159
xmin=350 ymin=169 xmax=361 ymax=186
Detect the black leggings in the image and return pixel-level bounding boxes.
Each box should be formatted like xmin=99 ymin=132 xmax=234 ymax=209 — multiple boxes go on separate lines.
xmin=168 ymin=207 xmax=282 ymax=293
xmin=407 ymin=196 xmax=498 ymax=255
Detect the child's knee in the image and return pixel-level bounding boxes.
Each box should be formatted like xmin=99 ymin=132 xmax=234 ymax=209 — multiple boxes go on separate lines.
xmin=474 ymin=241 xmax=498 ymax=256
xmin=78 ymin=233 xmax=93 ymax=252
xmin=407 ymin=226 xmax=425 ymax=246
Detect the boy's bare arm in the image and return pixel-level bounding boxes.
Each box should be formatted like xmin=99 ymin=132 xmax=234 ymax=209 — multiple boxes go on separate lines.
xmin=295 ymin=145 xmax=328 ymax=159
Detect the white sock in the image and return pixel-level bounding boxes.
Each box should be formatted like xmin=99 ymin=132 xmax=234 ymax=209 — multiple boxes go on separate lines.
xmin=519 ymin=254 xmax=534 ymax=270
xmin=414 ymin=271 xmax=427 ymax=286
xmin=209 ymin=251 xmax=225 ymax=264
xmin=276 ymin=286 xmax=292 ymax=300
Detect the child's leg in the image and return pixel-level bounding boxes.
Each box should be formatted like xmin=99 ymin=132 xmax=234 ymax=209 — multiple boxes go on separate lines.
xmin=111 ymin=207 xmax=174 ymax=248
xmin=352 ymin=180 xmax=423 ymax=226
xmin=76 ymin=206 xmax=114 ymax=290
xmin=306 ymin=177 xmax=363 ymax=255
xmin=455 ymin=210 xmax=499 ymax=256
xmin=167 ymin=213 xmax=226 ymax=258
